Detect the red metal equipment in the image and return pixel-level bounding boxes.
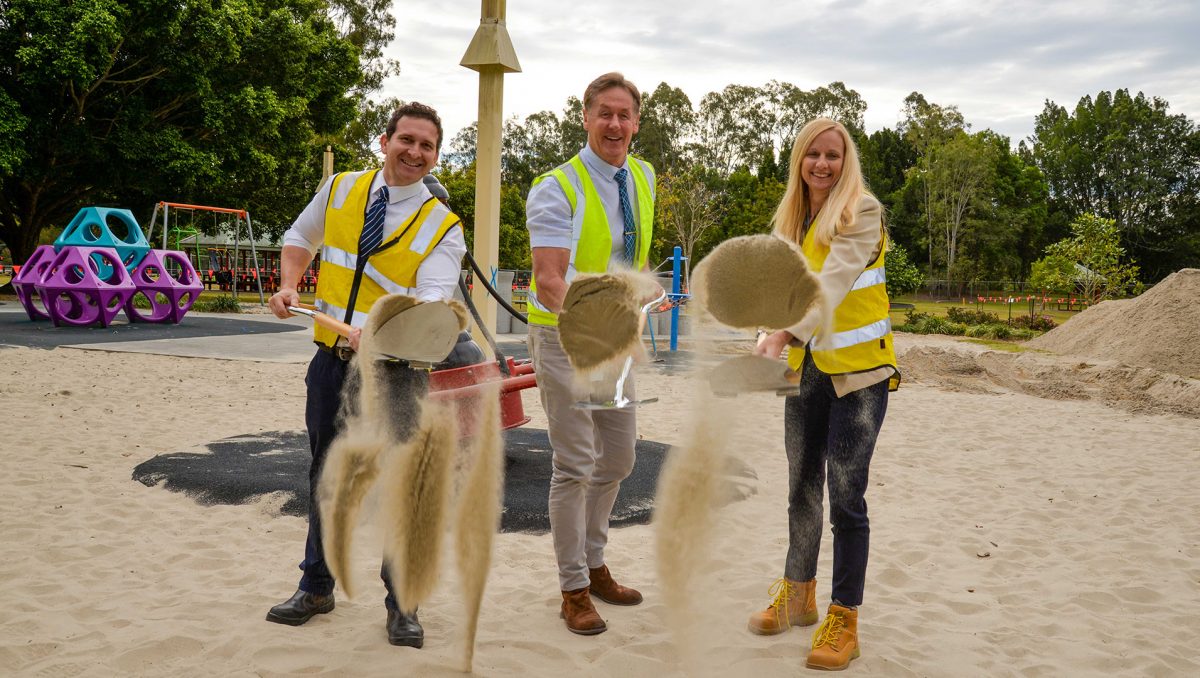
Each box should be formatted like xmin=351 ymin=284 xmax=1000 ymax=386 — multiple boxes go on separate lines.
xmin=427 ymin=357 xmax=537 ymax=435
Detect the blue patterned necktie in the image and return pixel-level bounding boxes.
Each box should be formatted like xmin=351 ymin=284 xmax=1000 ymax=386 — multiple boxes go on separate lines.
xmin=358 ymin=185 xmax=389 ymax=257
xmin=614 ymin=168 xmax=637 ymax=264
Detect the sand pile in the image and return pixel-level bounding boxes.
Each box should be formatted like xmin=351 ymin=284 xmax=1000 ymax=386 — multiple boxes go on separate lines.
xmin=1028 ymin=269 xmax=1200 ymax=379
xmin=693 ymin=234 xmax=821 ymax=330
xmin=900 ymin=344 xmax=1200 ymax=418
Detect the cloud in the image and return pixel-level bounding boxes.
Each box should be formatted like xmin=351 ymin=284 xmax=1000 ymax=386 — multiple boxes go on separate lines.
xmin=380 ymin=0 xmax=1199 ymax=147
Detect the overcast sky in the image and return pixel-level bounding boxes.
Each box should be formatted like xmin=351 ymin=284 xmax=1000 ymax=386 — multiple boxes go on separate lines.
xmin=382 ymin=0 xmax=1199 ymax=149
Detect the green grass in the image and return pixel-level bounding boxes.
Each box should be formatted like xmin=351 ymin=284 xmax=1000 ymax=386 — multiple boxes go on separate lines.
xmin=889 ymin=297 xmax=1082 ymax=325
xmin=961 ymin=338 xmax=1028 ymax=352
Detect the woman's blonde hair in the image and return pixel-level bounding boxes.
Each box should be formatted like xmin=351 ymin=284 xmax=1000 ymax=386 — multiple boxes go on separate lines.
xmin=772 ymin=117 xmax=869 ymax=248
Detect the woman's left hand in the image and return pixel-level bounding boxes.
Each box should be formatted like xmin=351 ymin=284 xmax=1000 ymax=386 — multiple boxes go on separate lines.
xmin=753 ymin=330 xmax=793 ymax=359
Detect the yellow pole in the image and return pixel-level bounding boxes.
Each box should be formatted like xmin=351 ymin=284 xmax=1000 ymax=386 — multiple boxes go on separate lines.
xmin=462 ymin=0 xmax=520 ymax=346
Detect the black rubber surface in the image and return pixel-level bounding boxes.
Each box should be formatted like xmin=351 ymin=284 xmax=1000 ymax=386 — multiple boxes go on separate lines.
xmin=132 ymin=428 xmax=672 ymax=534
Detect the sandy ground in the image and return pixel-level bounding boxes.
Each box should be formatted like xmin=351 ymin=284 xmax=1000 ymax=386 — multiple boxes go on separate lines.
xmin=2 ymin=331 xmax=1199 ymax=677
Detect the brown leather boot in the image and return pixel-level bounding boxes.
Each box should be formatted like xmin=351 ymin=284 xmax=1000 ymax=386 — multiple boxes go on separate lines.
xmin=560 ymin=587 xmax=607 ymax=635
xmin=747 ymin=577 xmax=817 ymax=635
xmin=588 ymin=564 xmax=643 ymax=605
xmin=806 ymin=604 xmax=859 ymax=670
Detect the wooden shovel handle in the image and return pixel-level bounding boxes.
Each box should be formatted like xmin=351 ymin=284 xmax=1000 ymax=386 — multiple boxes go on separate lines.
xmin=292 ymin=303 xmax=354 ymax=340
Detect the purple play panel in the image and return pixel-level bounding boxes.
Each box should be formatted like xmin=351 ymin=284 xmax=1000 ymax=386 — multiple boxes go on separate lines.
xmin=124 ymin=249 xmax=204 ymax=324
xmin=12 ymin=245 xmax=57 ymax=321
xmin=33 ymin=246 xmax=136 ymax=327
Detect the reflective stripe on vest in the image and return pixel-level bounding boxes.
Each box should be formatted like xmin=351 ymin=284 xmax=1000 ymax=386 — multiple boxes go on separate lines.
xmin=786 ymin=211 xmax=899 ymax=390
xmin=526 ymin=153 xmax=655 ymax=327
xmin=312 ymin=170 xmax=462 ymax=347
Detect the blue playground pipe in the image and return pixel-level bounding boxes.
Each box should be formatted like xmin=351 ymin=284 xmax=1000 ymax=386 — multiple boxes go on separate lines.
xmin=670 ymin=246 xmax=683 ymax=352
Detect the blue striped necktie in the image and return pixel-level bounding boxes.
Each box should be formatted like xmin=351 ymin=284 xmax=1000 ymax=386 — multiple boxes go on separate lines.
xmin=615 ymin=168 xmax=637 ymax=264
xmin=358 ymin=185 xmax=389 ymax=257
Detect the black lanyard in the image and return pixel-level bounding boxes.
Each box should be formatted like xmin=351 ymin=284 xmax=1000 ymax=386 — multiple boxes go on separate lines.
xmin=342 ymin=196 xmax=438 ymax=324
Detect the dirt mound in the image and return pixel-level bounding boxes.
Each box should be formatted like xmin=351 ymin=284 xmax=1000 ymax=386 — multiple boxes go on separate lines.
xmin=900 ymin=344 xmax=1200 ymax=418
xmin=1028 ymin=269 xmax=1200 ymax=379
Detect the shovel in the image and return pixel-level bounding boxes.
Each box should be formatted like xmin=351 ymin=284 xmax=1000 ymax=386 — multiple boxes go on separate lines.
xmin=288 ymin=302 xmax=460 ymax=366
xmin=707 ymin=354 xmax=801 ymax=397
xmin=573 ymin=290 xmax=667 ymax=410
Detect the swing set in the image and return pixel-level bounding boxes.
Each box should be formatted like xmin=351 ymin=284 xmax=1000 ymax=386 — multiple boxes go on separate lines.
xmin=146 ymin=202 xmax=266 ymax=304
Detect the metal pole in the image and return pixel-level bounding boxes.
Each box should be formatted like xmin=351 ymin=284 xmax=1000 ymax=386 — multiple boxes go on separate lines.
xmin=244 ymin=212 xmax=265 ymax=305
xmin=670 ymin=246 xmax=682 ymax=352
xmin=462 ymin=0 xmax=520 ymax=347
xmin=162 ymin=205 xmax=170 ymax=250
xmin=233 ymin=213 xmax=240 ymax=301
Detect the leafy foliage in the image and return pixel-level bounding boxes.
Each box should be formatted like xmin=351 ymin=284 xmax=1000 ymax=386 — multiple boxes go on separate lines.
xmin=946 ymin=307 xmax=1001 ymax=325
xmin=1029 ymin=89 xmax=1200 ymax=279
xmin=1009 ymin=314 xmax=1058 ymax=332
xmin=1029 ymin=213 xmax=1140 ymax=302
xmin=884 ymin=241 xmax=923 ymax=298
xmin=1 ymin=0 xmax=392 ymax=269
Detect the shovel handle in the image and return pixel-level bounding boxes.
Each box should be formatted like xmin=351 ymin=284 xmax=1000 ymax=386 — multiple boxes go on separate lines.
xmin=288 ymin=304 xmax=355 ymax=340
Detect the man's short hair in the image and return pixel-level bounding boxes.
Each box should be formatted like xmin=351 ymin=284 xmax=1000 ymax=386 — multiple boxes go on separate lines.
xmin=583 ymin=72 xmax=642 ymax=115
xmin=386 ymin=102 xmax=444 ymax=151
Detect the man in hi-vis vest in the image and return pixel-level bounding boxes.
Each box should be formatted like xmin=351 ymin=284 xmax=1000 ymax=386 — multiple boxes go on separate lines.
xmin=525 ymin=72 xmax=657 ymax=636
xmin=265 ymin=102 xmax=466 ymax=649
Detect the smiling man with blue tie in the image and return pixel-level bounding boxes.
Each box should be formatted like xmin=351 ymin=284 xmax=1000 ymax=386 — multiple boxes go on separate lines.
xmin=524 ymin=72 xmax=657 ymax=636
xmin=265 ymin=102 xmax=466 ymax=648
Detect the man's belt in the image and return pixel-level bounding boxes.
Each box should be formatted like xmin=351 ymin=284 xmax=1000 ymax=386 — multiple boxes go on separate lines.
xmin=315 ymin=342 xmax=355 ymax=362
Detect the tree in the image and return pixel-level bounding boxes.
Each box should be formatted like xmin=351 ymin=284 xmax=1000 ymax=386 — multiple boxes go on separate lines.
xmin=1028 ymin=213 xmax=1140 ymax=302
xmin=884 ymin=241 xmax=923 ymax=299
xmin=1 ymin=0 xmax=391 ymax=279
xmin=1029 ymin=89 xmax=1200 ymax=280
xmin=898 ymin=92 xmax=967 ymax=155
xmin=910 ymin=131 xmax=996 ymax=281
xmin=656 ymin=165 xmax=725 ymax=278
xmin=632 ymin=82 xmax=695 ymax=175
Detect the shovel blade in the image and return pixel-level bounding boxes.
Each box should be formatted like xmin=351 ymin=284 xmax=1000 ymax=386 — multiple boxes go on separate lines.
xmin=573 ymin=397 xmax=659 ymax=410
xmin=369 ymin=301 xmax=461 ymax=364
xmin=708 ymin=355 xmax=800 ymax=397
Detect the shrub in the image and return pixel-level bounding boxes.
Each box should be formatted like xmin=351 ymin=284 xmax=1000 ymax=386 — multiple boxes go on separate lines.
xmin=897 ymin=310 xmax=966 ymax=336
xmin=1009 ymin=314 xmax=1057 ymax=332
xmin=964 ymin=323 xmax=1013 ymax=340
xmin=947 ymin=307 xmax=1001 ymax=325
xmin=192 ymin=295 xmax=241 ymax=313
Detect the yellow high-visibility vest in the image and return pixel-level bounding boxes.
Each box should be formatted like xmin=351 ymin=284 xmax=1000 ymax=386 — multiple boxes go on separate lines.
xmin=526 ymin=154 xmax=654 ymax=327
xmin=787 ymin=201 xmax=900 ymax=391
xmin=312 ymin=170 xmax=462 ymax=347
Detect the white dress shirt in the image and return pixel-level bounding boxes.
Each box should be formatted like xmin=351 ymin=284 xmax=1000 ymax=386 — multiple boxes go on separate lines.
xmin=283 ymin=171 xmax=466 ymax=302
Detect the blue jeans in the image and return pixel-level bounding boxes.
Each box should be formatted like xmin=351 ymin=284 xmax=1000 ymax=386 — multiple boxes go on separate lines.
xmin=783 ymin=351 xmax=889 ymax=607
xmin=298 ymin=349 xmax=426 ymax=612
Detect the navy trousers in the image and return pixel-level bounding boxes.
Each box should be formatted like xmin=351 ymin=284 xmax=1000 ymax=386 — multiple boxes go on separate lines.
xmin=783 ymin=350 xmax=889 ymax=607
xmin=298 ymin=349 xmax=426 ymax=612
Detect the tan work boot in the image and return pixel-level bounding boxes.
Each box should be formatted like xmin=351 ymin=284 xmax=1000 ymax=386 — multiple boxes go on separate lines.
xmin=560 ymin=587 xmax=607 ymax=635
xmin=806 ymin=604 xmax=859 ymax=671
xmin=588 ymin=564 xmax=643 ymax=605
xmin=747 ymin=577 xmax=818 ymax=635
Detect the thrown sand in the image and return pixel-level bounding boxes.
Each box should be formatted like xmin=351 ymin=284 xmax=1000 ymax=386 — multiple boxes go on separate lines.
xmin=653 ymin=391 xmax=734 ymax=667
xmin=1028 ymin=268 xmax=1200 ymax=379
xmin=557 ymin=272 xmax=644 ymax=371
xmin=383 ymin=401 xmax=458 ymax=614
xmin=693 ymin=234 xmax=821 ymax=330
xmin=454 ymin=385 xmax=505 ymax=672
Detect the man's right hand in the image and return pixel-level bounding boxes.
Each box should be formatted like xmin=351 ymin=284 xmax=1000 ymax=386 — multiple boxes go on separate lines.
xmin=269 ymin=287 xmax=301 ymax=319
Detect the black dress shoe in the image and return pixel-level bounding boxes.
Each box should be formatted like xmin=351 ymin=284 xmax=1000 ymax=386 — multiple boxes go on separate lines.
xmin=386 ymin=608 xmax=424 ymax=648
xmin=265 ymin=589 xmax=335 ymax=626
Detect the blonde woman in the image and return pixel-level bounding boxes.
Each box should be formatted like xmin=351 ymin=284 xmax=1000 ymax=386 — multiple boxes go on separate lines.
xmin=749 ymin=118 xmax=900 ymax=670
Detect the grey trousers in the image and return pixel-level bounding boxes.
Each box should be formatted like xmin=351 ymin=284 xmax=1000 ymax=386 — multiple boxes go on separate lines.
xmin=528 ymin=324 xmax=638 ymax=591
